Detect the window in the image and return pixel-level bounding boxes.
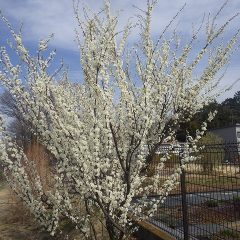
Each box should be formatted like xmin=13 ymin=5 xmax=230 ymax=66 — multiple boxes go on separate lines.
xmin=237 ymin=132 xmax=240 ymax=139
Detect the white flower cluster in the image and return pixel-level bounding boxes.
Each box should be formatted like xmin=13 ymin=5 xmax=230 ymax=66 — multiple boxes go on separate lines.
xmin=0 ymin=1 xmax=238 ymax=239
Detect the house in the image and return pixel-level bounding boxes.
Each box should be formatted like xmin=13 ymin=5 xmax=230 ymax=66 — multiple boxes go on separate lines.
xmin=209 ymin=123 xmax=240 ymax=143
xmin=209 ymin=124 xmax=240 ymax=163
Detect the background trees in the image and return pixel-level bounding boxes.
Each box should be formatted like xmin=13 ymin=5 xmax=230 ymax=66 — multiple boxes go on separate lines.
xmin=0 ymin=90 xmax=33 ymax=146
xmin=176 ymin=91 xmax=240 ymax=142
xmin=217 ymin=91 xmax=240 ymax=127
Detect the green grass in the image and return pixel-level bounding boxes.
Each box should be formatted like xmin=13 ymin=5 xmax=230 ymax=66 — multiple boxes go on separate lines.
xmin=219 ymin=229 xmax=240 ymax=238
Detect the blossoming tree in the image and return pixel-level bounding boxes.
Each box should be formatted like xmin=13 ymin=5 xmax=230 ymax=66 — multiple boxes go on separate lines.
xmin=0 ymin=0 xmax=239 ymax=239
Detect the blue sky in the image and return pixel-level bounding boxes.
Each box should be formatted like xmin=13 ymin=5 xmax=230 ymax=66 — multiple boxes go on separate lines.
xmin=0 ymin=0 xmax=239 ymax=102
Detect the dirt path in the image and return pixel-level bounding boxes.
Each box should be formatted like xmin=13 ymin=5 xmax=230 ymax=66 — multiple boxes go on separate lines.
xmin=0 ymin=186 xmax=82 ymax=240
xmin=0 ymin=185 xmax=48 ymax=240
xmin=0 ymin=186 xmax=135 ymax=240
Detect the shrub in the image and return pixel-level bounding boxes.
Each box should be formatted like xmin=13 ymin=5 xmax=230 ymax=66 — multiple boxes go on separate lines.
xmin=198 ymin=133 xmax=224 ymax=173
xmin=204 ymin=200 xmax=219 ymax=208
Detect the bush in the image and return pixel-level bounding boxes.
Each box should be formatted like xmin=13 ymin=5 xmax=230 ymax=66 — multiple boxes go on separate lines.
xmin=204 ymin=200 xmax=219 ymax=208
xmin=220 ymin=229 xmax=239 ymax=238
xmin=198 ymin=133 xmax=224 ymax=173
xmin=233 ymin=196 xmax=240 ymax=213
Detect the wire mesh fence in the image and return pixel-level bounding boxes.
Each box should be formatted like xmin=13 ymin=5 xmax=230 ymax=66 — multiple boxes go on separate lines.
xmin=0 ymin=142 xmax=240 ymax=239
xmin=144 ymin=142 xmax=240 ymax=240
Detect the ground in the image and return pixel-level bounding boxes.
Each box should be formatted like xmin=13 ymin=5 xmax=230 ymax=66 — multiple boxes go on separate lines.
xmin=0 ymin=185 xmax=52 ymax=240
xmin=0 ymin=185 xmax=135 ymax=240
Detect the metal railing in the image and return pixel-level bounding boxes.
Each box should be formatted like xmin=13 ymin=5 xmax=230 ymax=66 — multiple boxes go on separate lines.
xmin=144 ymin=142 xmax=240 ymax=240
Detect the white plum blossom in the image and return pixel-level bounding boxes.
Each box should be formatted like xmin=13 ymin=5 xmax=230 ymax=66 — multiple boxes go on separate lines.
xmin=0 ymin=1 xmax=239 ymax=239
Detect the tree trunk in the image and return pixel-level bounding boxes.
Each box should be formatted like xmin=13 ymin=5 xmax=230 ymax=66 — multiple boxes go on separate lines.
xmin=105 ymin=219 xmax=125 ymax=240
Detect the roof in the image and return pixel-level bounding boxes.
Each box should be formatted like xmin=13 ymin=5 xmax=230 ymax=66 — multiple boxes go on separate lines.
xmin=209 ymin=123 xmax=240 ymax=131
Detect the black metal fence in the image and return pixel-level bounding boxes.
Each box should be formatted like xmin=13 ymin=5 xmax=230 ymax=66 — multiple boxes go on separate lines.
xmin=145 ymin=142 xmax=240 ymax=240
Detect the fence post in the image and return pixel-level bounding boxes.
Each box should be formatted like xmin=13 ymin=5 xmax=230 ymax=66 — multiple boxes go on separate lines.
xmin=180 ymin=150 xmax=189 ymax=240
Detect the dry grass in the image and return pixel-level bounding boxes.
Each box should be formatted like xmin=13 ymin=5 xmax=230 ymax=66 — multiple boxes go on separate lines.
xmin=2 ymin=141 xmax=113 ymax=239
xmin=24 ymin=141 xmax=54 ymax=191
xmin=215 ymin=165 xmax=240 ymax=176
xmin=0 ymin=142 xmax=55 ymax=239
xmin=0 ymin=187 xmax=42 ymax=240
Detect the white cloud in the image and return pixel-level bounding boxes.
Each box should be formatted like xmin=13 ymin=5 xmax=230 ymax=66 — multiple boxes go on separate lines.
xmin=1 ymin=0 xmax=239 ymax=49
xmin=0 ymin=0 xmax=77 ymax=50
xmin=0 ymin=0 xmax=239 ymax=100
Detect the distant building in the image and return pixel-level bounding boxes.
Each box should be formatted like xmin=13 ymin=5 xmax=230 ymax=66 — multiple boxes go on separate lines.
xmin=209 ymin=124 xmax=240 ymax=143
xmin=209 ymin=124 xmax=240 ymax=163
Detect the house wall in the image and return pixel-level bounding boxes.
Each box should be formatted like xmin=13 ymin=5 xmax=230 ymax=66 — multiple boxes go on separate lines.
xmin=210 ymin=124 xmax=240 ymax=162
xmin=236 ymin=125 xmax=240 ymax=142
xmin=210 ymin=126 xmax=237 ymax=142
